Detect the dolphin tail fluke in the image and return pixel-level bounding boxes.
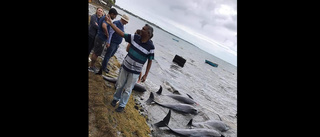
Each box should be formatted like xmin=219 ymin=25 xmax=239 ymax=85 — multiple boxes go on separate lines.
xmin=187 ymin=118 xmax=193 ymax=128
xmin=146 ymin=92 xmax=155 ymax=105
xmin=156 ymin=85 xmax=162 ymax=95
xmin=154 ymin=110 xmax=171 ymax=127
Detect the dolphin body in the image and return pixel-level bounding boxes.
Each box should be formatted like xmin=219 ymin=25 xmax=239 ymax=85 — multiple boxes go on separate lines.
xmin=156 ymin=85 xmax=198 ymax=105
xmin=146 ymin=92 xmax=198 ymax=115
xmin=102 ymin=75 xmax=146 ymax=92
xmin=163 ymin=81 xmax=181 ymax=94
xmin=154 ymin=110 xmax=224 ymax=137
xmin=187 ymin=119 xmax=230 ymax=132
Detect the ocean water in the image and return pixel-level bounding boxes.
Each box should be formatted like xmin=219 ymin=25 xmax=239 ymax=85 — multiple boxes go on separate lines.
xmin=89 ymin=4 xmax=237 ymax=137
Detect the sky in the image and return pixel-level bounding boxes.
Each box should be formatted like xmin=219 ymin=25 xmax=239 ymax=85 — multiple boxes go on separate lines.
xmin=115 ymin=0 xmax=237 ymax=66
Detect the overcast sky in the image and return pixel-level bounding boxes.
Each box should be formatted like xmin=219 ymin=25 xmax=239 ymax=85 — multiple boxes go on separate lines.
xmin=115 ymin=0 xmax=237 ymax=66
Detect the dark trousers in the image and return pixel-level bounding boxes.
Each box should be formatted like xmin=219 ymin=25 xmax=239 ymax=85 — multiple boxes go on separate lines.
xmin=88 ymin=35 xmax=95 ymax=57
xmin=101 ymin=43 xmax=119 ymax=70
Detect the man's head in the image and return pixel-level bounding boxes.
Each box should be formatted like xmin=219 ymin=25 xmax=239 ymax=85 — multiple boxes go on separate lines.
xmin=108 ymin=8 xmax=118 ymax=20
xmin=141 ymin=24 xmax=153 ymax=40
xmin=120 ymin=14 xmax=129 ymax=25
xmin=96 ymin=6 xmax=104 ymax=17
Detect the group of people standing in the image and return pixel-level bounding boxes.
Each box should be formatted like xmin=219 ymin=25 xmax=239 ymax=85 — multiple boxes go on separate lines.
xmin=88 ymin=6 xmax=155 ymax=112
xmin=88 ymin=7 xmax=126 ymax=75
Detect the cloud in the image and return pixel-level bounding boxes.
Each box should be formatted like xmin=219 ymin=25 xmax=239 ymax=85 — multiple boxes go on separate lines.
xmin=169 ymin=5 xmax=186 ymax=11
xmin=224 ymin=22 xmax=237 ymax=31
xmin=115 ymin=0 xmax=237 ymax=65
xmin=200 ymin=20 xmax=208 ymax=28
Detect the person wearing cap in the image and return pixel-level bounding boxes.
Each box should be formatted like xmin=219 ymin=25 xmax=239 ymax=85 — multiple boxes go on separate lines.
xmin=106 ymin=16 xmax=154 ymax=112
xmin=89 ymin=8 xmax=118 ymax=73
xmin=96 ymin=14 xmax=129 ymax=75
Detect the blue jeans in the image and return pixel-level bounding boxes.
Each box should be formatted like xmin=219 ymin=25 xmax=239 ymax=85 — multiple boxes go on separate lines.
xmin=113 ymin=67 xmax=139 ymax=108
xmin=102 ymin=43 xmax=119 ymax=70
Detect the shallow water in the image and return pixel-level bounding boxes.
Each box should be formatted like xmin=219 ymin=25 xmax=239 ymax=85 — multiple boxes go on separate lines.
xmin=89 ymin=4 xmax=237 ymax=137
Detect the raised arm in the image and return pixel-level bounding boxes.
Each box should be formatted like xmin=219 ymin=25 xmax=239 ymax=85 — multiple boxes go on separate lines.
xmin=105 ymin=16 xmax=124 ymax=37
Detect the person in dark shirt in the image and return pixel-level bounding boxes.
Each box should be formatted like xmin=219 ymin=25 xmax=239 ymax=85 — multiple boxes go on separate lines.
xmin=88 ymin=8 xmax=118 ymax=73
xmin=96 ymin=14 xmax=129 ymax=75
xmin=88 ymin=6 xmax=104 ymax=57
xmin=106 ymin=16 xmax=154 ymax=112
xmin=125 ymin=29 xmax=153 ymax=83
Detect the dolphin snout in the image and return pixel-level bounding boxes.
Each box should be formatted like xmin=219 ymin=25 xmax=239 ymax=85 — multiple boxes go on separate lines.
xmin=192 ymin=109 xmax=199 ymax=115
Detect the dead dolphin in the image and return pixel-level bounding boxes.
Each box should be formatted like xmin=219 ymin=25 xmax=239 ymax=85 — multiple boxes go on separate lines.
xmin=146 ymin=92 xmax=198 ymax=115
xmin=156 ymin=85 xmax=198 ymax=105
xmin=187 ymin=117 xmax=230 ymax=132
xmin=102 ymin=75 xmax=146 ymax=92
xmin=163 ymin=81 xmax=181 ymax=94
xmin=154 ymin=110 xmax=224 ymax=137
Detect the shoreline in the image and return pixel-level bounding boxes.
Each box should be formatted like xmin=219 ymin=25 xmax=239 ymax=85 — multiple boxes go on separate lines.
xmin=89 ymin=1 xmax=236 ymax=67
xmin=89 ymin=2 xmax=153 ymax=136
xmin=88 ymin=55 xmax=152 ymax=137
xmin=89 ymin=2 xmax=236 ymax=137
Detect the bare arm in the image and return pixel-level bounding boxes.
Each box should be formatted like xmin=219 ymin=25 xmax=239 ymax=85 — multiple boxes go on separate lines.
xmin=126 ymin=43 xmax=131 ymax=52
xmin=105 ymin=16 xmax=124 ymax=37
xmin=106 ymin=27 xmax=114 ymax=46
xmin=102 ymin=22 xmax=109 ymax=39
xmin=141 ymin=59 xmax=152 ymax=82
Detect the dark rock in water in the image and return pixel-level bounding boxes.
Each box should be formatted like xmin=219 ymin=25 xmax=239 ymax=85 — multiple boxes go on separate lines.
xmin=172 ymin=54 xmax=186 ymax=67
xmin=134 ymin=105 xmax=139 ymax=110
xmin=140 ymin=109 xmax=144 ymax=112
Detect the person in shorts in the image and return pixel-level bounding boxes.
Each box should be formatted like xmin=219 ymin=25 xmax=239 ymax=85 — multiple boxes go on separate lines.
xmin=88 ymin=8 xmax=118 ymax=73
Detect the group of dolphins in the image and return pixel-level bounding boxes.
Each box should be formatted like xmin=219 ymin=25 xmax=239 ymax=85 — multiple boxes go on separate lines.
xmin=146 ymin=85 xmax=230 ymax=137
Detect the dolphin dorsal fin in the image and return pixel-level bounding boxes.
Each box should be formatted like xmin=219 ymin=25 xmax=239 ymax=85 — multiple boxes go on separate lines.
xmin=173 ymin=90 xmax=181 ymax=95
xmin=217 ymin=114 xmax=222 ymax=121
xmin=186 ymin=93 xmax=194 ymax=100
xmin=146 ymin=92 xmax=155 ymax=105
xmin=156 ymin=85 xmax=162 ymax=95
xmin=187 ymin=118 xmax=193 ymax=128
xmin=154 ymin=110 xmax=171 ymax=127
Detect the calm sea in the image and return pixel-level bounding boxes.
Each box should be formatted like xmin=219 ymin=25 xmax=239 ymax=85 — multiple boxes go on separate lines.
xmin=89 ymin=4 xmax=237 ymax=137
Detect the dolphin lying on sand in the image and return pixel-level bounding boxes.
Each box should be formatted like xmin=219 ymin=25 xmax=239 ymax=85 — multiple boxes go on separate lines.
xmin=156 ymin=85 xmax=198 ymax=105
xmin=146 ymin=92 xmax=198 ymax=115
xmin=187 ymin=118 xmax=230 ymax=132
xmin=163 ymin=81 xmax=181 ymax=94
xmin=154 ymin=110 xmax=225 ymax=137
xmin=102 ymin=75 xmax=146 ymax=92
